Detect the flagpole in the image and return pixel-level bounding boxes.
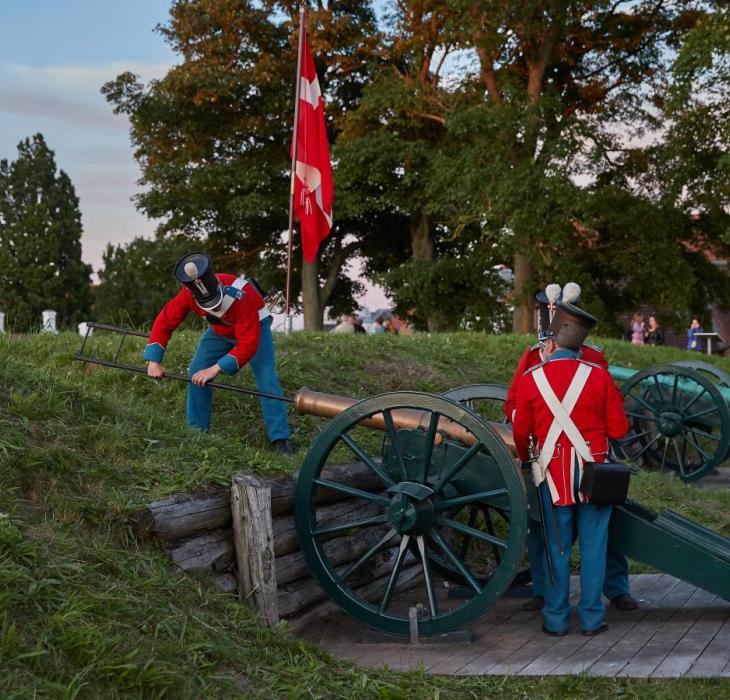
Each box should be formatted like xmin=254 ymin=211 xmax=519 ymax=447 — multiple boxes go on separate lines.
xmin=284 ymin=4 xmax=306 ymax=335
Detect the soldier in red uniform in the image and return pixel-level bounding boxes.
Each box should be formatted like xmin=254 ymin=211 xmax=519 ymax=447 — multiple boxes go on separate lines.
xmin=513 ymin=302 xmax=629 ymax=636
xmin=506 ymin=283 xmax=637 ymax=613
xmin=144 ymin=252 xmax=292 ymax=454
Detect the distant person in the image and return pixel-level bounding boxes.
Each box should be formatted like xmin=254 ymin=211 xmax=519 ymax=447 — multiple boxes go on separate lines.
xmin=373 ymin=318 xmax=386 ymax=334
xmin=383 ymin=318 xmax=398 ymax=335
xmin=353 ymin=316 xmax=367 ymax=335
xmin=630 ymin=313 xmax=645 ymax=345
xmin=332 ymin=315 xmax=356 ymax=334
xmin=687 ymin=318 xmax=704 ymax=351
xmin=644 ymin=316 xmax=665 ymax=346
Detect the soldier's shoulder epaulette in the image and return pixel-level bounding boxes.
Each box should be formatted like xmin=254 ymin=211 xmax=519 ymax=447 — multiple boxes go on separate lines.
xmin=223 ymin=284 xmax=245 ymax=301
xmin=525 ymin=360 xmax=548 ymax=374
xmin=529 ymin=342 xmax=542 ymax=351
xmin=582 ymin=341 xmax=602 ymax=352
xmin=578 ymin=359 xmax=602 ymax=369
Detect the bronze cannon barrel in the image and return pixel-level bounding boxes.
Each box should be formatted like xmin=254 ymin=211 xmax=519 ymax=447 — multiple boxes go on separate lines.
xmin=294 ymin=387 xmax=516 ymax=456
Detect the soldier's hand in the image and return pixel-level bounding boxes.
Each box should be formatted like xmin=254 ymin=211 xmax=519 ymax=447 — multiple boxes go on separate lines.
xmin=191 ymin=364 xmax=221 ymax=387
xmin=147 ymin=361 xmax=165 ymax=379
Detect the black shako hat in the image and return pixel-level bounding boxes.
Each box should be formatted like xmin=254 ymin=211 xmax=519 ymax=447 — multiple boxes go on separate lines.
xmin=544 ymin=301 xmax=598 ymax=350
xmin=535 ymin=282 xmax=582 ymax=341
xmin=174 ymin=252 xmax=223 ymax=310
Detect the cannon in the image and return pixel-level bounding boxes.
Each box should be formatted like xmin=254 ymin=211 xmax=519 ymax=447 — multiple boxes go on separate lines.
xmin=292 ymin=387 xmax=730 ymax=637
xmin=75 ymin=325 xmax=730 ymax=638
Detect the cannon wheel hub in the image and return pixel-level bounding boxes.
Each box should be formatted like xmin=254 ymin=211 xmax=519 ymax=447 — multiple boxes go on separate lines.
xmin=658 ymin=411 xmax=683 ymax=437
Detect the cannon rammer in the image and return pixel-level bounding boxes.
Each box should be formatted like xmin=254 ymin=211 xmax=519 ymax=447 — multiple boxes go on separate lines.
xmin=76 ymin=325 xmax=730 ymax=638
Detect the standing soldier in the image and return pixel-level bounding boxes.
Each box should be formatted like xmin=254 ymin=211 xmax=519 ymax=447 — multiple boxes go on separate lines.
xmin=513 ymin=301 xmax=629 ymax=635
xmin=143 ymin=252 xmax=292 ymax=455
xmin=505 ymin=284 xmax=637 ymax=613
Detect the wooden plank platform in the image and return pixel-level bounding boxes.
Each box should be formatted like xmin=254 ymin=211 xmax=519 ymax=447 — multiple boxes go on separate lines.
xmin=299 ymin=575 xmax=730 ymax=677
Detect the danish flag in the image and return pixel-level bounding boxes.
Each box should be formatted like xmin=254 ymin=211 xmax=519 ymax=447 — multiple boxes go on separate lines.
xmin=292 ymin=28 xmax=333 ymax=263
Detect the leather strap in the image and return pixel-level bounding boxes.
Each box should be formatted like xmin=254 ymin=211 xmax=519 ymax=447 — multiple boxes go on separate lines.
xmin=205 ymin=278 xmax=271 ymax=321
xmin=533 ymin=362 xmax=594 ymax=470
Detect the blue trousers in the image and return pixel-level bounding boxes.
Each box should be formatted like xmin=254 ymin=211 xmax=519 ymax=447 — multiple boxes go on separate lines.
xmin=539 ymin=485 xmax=612 ymax=633
xmin=186 ymin=319 xmax=290 ymax=441
xmin=527 ymin=521 xmax=630 ymax=599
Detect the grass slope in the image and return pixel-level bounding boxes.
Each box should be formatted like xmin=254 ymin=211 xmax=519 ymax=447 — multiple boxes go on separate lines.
xmin=1 ymin=329 xmax=729 ymax=698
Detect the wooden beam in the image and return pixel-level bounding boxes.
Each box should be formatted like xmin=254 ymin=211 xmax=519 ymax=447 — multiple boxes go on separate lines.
xmin=231 ymin=474 xmax=279 ymax=627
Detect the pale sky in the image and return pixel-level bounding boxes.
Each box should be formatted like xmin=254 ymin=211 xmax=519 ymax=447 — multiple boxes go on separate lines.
xmin=0 ymin=0 xmax=389 ymax=313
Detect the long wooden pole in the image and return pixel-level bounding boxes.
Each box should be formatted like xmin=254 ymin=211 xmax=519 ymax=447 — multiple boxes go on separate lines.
xmin=284 ymin=4 xmax=307 ymax=335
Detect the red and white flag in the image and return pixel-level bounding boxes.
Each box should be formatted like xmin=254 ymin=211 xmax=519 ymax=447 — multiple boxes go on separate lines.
xmin=292 ymin=29 xmax=333 ymax=263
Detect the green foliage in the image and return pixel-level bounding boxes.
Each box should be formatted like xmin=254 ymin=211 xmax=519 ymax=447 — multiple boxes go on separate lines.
xmin=0 ymin=134 xmax=93 ymax=331
xmin=94 ymin=234 xmax=198 ymax=328
xmin=382 ymin=256 xmax=511 ymax=332
xmin=336 ymin=1 xmax=718 ymax=330
xmin=99 ymin=1 xmax=730 ymax=331
xmin=102 ymin=0 xmax=392 ymax=325
xmin=1 ymin=331 xmax=730 ymax=695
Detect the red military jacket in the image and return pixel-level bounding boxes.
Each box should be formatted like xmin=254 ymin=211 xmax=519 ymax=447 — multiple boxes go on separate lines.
xmin=504 ymin=342 xmax=607 ymax=423
xmin=512 ymin=357 xmax=628 ymax=506
xmin=144 ymin=273 xmax=265 ymax=374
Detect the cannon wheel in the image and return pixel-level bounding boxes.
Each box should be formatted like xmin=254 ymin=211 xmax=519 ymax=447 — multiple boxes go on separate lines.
xmin=673 ymin=360 xmax=730 ymax=390
xmin=442 ymin=383 xmax=508 ymax=423
xmin=429 ymin=384 xmax=530 ymax=589
xmin=295 ymin=391 xmax=528 ymax=637
xmin=615 ymin=365 xmax=730 ymax=482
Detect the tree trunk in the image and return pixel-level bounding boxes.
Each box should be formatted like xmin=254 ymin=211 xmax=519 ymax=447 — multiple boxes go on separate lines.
xmin=411 ymin=211 xmax=450 ymax=331
xmin=512 ymin=250 xmax=534 ymax=334
xmin=301 ymin=257 xmax=324 ymax=330
xmin=411 ymin=211 xmax=433 ymax=261
xmin=427 ymin=312 xmax=452 ymax=333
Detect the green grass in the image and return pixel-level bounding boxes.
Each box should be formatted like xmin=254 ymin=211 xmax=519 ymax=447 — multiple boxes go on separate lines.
xmin=1 ymin=329 xmax=729 ymax=698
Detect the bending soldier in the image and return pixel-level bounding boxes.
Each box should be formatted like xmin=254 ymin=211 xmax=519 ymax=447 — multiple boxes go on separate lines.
xmin=143 ymin=252 xmax=292 ymax=455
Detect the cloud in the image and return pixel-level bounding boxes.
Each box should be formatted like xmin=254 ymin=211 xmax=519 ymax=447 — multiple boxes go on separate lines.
xmin=8 ymin=61 xmax=172 ymax=90
xmin=0 ymin=61 xmax=173 ymax=129
xmin=0 ymin=87 xmax=121 ymax=128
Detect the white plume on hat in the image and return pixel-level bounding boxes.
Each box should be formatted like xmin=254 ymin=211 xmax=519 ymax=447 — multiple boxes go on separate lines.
xmin=545 ymin=284 xmax=561 ymax=303
xmin=562 ymin=282 xmax=581 ymax=304
xmin=184 ymin=262 xmax=199 ymax=279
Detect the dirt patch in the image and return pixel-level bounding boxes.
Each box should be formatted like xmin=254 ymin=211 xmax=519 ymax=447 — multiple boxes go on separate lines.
xmin=364 ymin=360 xmax=443 ymax=392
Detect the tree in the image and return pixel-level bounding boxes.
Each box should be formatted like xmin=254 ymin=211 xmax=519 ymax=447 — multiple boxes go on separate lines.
xmin=102 ymin=0 xmax=389 ymax=330
xmin=0 ymin=134 xmax=92 ymax=331
xmin=661 ymin=4 xmax=730 ymax=234
xmin=344 ymin=1 xmax=706 ymax=331
xmin=94 ymin=235 xmax=196 ymax=328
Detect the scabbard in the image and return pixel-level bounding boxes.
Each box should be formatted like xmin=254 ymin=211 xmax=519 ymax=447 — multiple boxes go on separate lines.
xmin=536 ymin=482 xmax=557 ymax=588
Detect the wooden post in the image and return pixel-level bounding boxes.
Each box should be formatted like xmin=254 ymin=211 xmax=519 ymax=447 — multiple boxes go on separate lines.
xmin=231 ymin=474 xmax=279 ymax=626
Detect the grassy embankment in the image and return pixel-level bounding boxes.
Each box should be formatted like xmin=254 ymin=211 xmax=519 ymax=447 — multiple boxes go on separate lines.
xmin=1 ymin=329 xmax=729 ymax=698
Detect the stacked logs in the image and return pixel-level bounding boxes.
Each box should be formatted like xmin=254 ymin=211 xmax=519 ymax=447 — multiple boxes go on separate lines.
xmin=130 ymin=464 xmax=420 ymax=630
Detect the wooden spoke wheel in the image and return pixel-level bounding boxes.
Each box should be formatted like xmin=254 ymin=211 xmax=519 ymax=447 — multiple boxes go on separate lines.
xmin=442 ymin=383 xmax=509 ymax=424
xmin=294 ymin=392 xmax=527 ymax=637
xmin=614 ymin=365 xmax=730 ymax=482
xmin=673 ymin=360 xmax=730 ymax=390
xmin=430 ymin=384 xmax=529 ymax=590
